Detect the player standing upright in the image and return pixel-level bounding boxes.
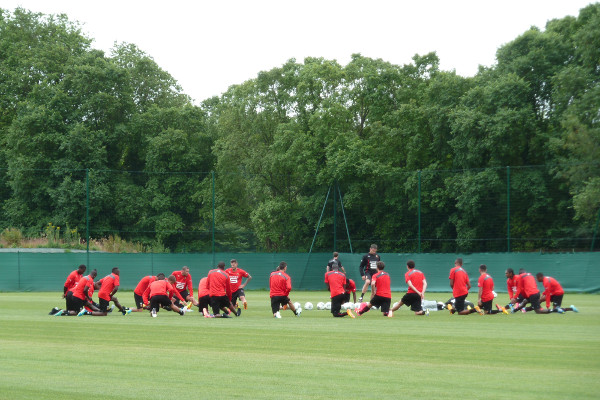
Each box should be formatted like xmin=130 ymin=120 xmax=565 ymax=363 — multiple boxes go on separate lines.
xmin=356 ymin=261 xmax=392 ymax=317
xmin=225 ymin=259 xmax=252 ymax=311
xmin=448 ymin=258 xmax=480 ymax=315
xmin=389 ymin=260 xmax=429 ymax=316
xmin=172 ymin=266 xmax=198 ymax=309
xmin=326 ymin=252 xmax=345 ymax=273
xmin=324 ymin=265 xmax=355 ymax=318
xmin=536 ymin=273 xmax=578 ymax=313
xmin=358 ymin=244 xmax=381 ymax=302
xmin=269 ymin=261 xmax=301 ymax=318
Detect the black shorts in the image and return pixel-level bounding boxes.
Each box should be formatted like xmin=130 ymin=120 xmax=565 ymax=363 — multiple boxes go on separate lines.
xmin=364 ymin=270 xmax=376 ymax=281
xmin=198 ymin=295 xmax=210 ymax=311
xmin=67 ymin=293 xmax=85 ymax=312
xmin=231 ymin=289 xmax=245 ymax=304
xmin=271 ymin=296 xmax=290 ymax=314
xmin=134 ymin=293 xmax=144 ymax=309
xmin=342 ymin=292 xmax=351 ymax=303
xmin=98 ymin=298 xmax=111 ymax=312
xmin=527 ymin=292 xmax=541 ymax=310
xmin=401 ymin=292 xmax=423 ymax=312
xmin=210 ymin=295 xmax=230 ymax=315
xmin=174 ymin=290 xmax=189 ymax=305
xmin=65 ymin=291 xmax=74 ymax=309
xmin=481 ymin=299 xmax=493 ymax=313
xmin=370 ymin=295 xmax=391 ymax=313
xmin=330 ymin=293 xmax=345 ymax=315
xmin=454 ymin=294 xmax=468 ymax=312
xmin=550 ymin=294 xmax=563 ymax=308
xmin=150 ymin=295 xmax=172 ymax=312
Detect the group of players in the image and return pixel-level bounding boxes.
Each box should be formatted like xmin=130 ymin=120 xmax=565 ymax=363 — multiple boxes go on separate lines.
xmin=324 ymin=244 xmax=579 ymax=318
xmin=51 ymin=259 xmax=252 ymax=318
xmin=50 ymin=244 xmax=579 ymax=319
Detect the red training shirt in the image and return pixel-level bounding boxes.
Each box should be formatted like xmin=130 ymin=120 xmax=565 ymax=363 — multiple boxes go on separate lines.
xmin=207 ymin=268 xmax=232 ymax=298
xmin=143 ymin=279 xmax=184 ymax=304
xmin=521 ymin=273 xmax=539 ymax=297
xmin=324 ymin=270 xmax=347 ymax=298
xmin=64 ymin=270 xmax=83 ymax=292
xmin=542 ymin=276 xmax=564 ymax=308
xmin=72 ymin=275 xmax=94 ymax=301
xmin=506 ymin=276 xmax=518 ymax=299
xmin=478 ymin=273 xmax=495 ymax=302
xmin=269 ymin=270 xmax=292 ymax=297
xmin=405 ymin=269 xmax=425 ymax=294
xmin=449 ymin=266 xmax=470 ymax=297
xmin=345 ymin=279 xmax=356 ymax=295
xmin=172 ymin=270 xmax=194 ymax=297
xmin=372 ymin=271 xmax=391 ymax=298
xmin=198 ymin=277 xmax=209 ymax=298
xmin=225 ymin=268 xmax=249 ymax=293
xmin=97 ymin=273 xmax=120 ymax=301
xmin=134 ymin=275 xmax=157 ymax=296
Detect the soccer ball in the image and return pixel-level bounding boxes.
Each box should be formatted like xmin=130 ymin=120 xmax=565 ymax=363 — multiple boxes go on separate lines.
xmin=341 ymin=302 xmax=354 ymax=311
xmin=304 ymin=302 xmax=313 ymax=310
xmin=317 ymin=302 xmax=325 ymax=310
xmin=293 ymin=302 xmax=301 ymax=310
xmin=354 ymin=302 xmax=362 ymax=310
xmin=325 ymin=302 xmax=331 ymax=310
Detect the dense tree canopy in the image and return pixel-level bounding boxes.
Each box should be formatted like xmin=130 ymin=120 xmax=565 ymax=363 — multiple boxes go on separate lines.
xmin=0 ymin=5 xmax=598 ymax=252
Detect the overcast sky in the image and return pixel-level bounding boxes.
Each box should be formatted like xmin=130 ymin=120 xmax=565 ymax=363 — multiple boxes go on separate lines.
xmin=3 ymin=0 xmax=596 ymax=104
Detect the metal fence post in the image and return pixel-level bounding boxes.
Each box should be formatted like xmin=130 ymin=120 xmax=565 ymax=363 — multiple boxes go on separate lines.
xmin=591 ymin=207 xmax=600 ymax=251
xmin=507 ymin=166 xmax=511 ymax=253
xmin=418 ymin=170 xmax=421 ymax=253
xmin=333 ymin=181 xmax=337 ymax=252
xmin=212 ymin=171 xmax=216 ymax=266
xmin=86 ymin=168 xmax=90 ymax=266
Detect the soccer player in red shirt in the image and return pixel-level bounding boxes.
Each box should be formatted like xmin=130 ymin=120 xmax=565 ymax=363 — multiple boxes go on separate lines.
xmin=389 ymin=260 xmax=429 ymax=316
xmin=55 ymin=270 xmax=98 ymax=316
xmin=172 ymin=266 xmax=198 ymax=309
xmin=79 ymin=268 xmax=131 ymax=316
xmin=536 ymin=273 xmax=578 ymax=313
xmin=356 ymin=261 xmax=392 ymax=317
xmin=343 ymin=278 xmax=356 ymax=304
xmin=513 ymin=271 xmax=550 ymax=314
xmin=448 ymin=258 xmax=480 ymax=315
xmin=132 ymin=274 xmax=158 ymax=311
xmin=477 ymin=265 xmax=505 ymax=315
xmin=324 ymin=266 xmax=355 ymax=318
xmin=197 ymin=276 xmax=211 ymax=317
xmin=63 ymin=264 xmax=86 ymax=298
xmin=269 ymin=261 xmax=301 ymax=318
xmin=143 ymin=274 xmax=187 ymax=317
xmin=207 ymin=261 xmax=238 ymax=318
xmin=226 ymin=259 xmax=252 ymax=311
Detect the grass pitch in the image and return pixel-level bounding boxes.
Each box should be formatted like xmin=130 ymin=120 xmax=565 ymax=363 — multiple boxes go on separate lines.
xmin=0 ymin=291 xmax=598 ymax=400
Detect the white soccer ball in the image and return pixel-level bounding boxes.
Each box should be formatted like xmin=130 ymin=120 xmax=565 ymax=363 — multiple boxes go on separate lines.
xmin=317 ymin=302 xmax=325 ymax=310
xmin=341 ymin=302 xmax=354 ymax=311
xmin=354 ymin=302 xmax=362 ymax=310
xmin=293 ymin=302 xmax=301 ymax=310
xmin=304 ymin=302 xmax=313 ymax=310
xmin=325 ymin=302 xmax=331 ymax=310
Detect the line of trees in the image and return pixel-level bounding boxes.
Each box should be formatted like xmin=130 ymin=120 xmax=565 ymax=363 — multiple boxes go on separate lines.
xmin=0 ymin=5 xmax=598 ymax=252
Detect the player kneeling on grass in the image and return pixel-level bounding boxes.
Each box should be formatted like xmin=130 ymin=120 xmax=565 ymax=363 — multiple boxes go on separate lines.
xmin=477 ymin=265 xmax=506 ymax=315
xmin=197 ymin=276 xmax=212 ymax=317
xmin=389 ymin=260 xmax=429 ymax=317
xmin=537 ymin=273 xmax=579 ymax=313
xmin=79 ymin=268 xmax=131 ymax=316
xmin=54 ymin=270 xmax=98 ymax=316
xmin=131 ymin=274 xmax=158 ymax=312
xmin=207 ymin=262 xmax=239 ymax=318
xmin=356 ymin=261 xmax=391 ymax=317
xmin=325 ymin=265 xmax=355 ymax=318
xmin=270 ymin=261 xmax=301 ymax=318
xmin=143 ymin=274 xmax=187 ymax=317
xmin=512 ymin=271 xmax=551 ymax=314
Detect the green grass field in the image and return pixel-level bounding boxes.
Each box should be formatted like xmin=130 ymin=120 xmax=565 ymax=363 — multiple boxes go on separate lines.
xmin=1 ymin=291 xmax=598 ymax=400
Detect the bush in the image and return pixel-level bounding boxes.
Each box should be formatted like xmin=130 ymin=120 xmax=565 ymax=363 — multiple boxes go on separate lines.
xmin=1 ymin=227 xmax=24 ymax=247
